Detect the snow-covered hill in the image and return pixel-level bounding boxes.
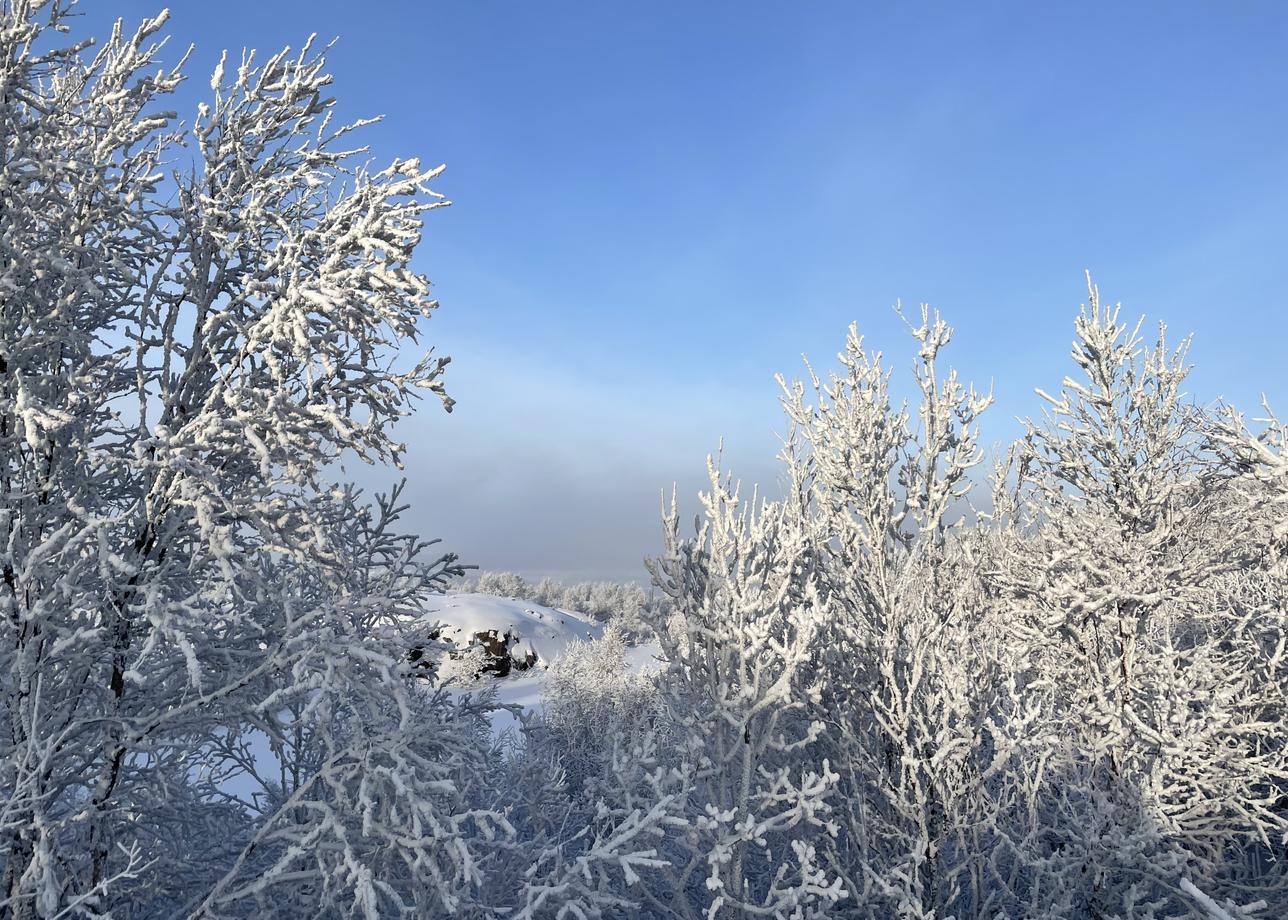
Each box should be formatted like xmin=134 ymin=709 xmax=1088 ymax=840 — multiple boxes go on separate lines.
xmin=411 ymin=592 xmax=604 ymax=675
xmin=404 ymin=593 xmax=660 ymax=735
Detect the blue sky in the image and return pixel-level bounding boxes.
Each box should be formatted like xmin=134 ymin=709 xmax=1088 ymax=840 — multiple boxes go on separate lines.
xmin=78 ymin=2 xmax=1288 ymax=580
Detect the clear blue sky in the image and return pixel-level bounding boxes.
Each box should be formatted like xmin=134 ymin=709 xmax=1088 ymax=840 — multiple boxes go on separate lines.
xmin=77 ymin=2 xmax=1288 ymax=580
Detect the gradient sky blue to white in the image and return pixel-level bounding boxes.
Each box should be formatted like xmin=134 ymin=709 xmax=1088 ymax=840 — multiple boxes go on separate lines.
xmin=78 ymin=2 xmax=1288 ymax=580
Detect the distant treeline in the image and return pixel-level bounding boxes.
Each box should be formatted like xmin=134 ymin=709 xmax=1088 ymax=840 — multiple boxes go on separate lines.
xmin=448 ymin=571 xmax=667 ymax=641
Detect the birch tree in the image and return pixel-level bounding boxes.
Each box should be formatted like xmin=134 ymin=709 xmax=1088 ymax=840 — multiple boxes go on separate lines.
xmin=774 ymin=309 xmax=1026 ymax=919
xmin=643 ymin=461 xmax=844 ymax=919
xmin=986 ymin=279 xmax=1288 ymax=916
xmin=0 ymin=3 xmax=496 ymax=916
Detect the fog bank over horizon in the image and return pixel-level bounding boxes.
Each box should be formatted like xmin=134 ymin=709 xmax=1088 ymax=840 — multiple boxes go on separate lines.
xmin=378 ymin=298 xmax=1282 ymax=584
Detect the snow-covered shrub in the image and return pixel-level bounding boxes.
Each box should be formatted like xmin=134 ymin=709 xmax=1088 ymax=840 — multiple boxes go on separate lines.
xmin=541 ymin=627 xmax=667 ymax=792
xmin=475 ymin=722 xmax=693 ymax=920
xmin=471 ymin=571 xmax=534 ymax=600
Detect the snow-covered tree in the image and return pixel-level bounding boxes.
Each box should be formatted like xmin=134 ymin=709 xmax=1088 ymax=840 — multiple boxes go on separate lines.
xmin=0 ymin=4 xmax=500 ymax=916
xmin=645 ymin=290 xmax=1288 ymax=919
xmin=774 ymin=308 xmax=1026 ymax=919
xmin=642 ymin=461 xmax=844 ymax=919
xmin=986 ymin=279 xmax=1288 ymax=916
